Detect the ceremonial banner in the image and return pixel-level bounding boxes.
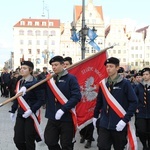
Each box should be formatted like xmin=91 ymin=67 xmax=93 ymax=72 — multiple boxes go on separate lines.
xmin=68 ymin=51 xmax=108 ymax=129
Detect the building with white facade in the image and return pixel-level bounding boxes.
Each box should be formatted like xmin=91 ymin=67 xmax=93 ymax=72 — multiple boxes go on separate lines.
xmin=10 ymin=0 xmax=150 ymax=72
xmin=13 ymin=18 xmax=60 ymax=71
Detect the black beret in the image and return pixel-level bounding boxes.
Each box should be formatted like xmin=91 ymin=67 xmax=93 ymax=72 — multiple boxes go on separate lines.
xmin=141 ymin=67 xmax=150 ymax=75
xmin=49 ymin=56 xmax=64 ymax=65
xmin=118 ymin=67 xmax=124 ymax=73
xmin=64 ymin=57 xmax=72 ymax=62
xmin=134 ymin=72 xmax=141 ymax=77
xmin=104 ymin=57 xmax=120 ymax=66
xmin=64 ymin=57 xmax=72 ymax=64
xmin=21 ymin=61 xmax=34 ymax=69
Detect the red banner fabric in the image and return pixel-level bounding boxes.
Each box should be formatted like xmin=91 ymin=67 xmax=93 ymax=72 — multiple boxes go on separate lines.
xmin=68 ymin=51 xmax=108 ymax=129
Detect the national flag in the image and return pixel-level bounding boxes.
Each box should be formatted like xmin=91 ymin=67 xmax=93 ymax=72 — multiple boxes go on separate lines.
xmin=89 ymin=40 xmax=100 ymax=51
xmin=71 ymin=31 xmax=80 ymax=42
xmin=67 ymin=50 xmax=108 ymax=129
xmin=88 ymin=28 xmax=98 ymax=41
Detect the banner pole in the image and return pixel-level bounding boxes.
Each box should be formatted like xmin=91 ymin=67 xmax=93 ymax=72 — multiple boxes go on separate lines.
xmin=0 ymin=45 xmax=114 ymax=107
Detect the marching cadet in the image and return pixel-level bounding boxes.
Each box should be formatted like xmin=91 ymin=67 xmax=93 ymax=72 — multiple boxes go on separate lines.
xmin=93 ymin=57 xmax=138 ymax=150
xmin=134 ymin=67 xmax=150 ymax=150
xmin=9 ymin=61 xmax=45 ymax=150
xmin=44 ymin=56 xmax=81 ymax=150
xmin=64 ymin=56 xmax=73 ymax=68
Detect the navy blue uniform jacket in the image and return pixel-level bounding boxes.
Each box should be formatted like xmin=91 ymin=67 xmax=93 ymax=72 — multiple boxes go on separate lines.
xmin=45 ymin=70 xmax=81 ymax=122
xmin=94 ymin=75 xmax=138 ymax=130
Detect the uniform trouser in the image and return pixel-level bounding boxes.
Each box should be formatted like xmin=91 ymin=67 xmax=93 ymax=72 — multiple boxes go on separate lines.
xmin=79 ymin=123 xmax=94 ymax=141
xmin=97 ymin=127 xmax=127 ymax=150
xmin=135 ymin=118 xmax=150 ymax=147
xmin=44 ymin=119 xmax=74 ymax=150
xmin=14 ymin=114 xmax=37 ymax=150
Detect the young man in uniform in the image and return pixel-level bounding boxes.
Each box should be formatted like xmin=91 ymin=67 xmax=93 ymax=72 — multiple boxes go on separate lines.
xmin=64 ymin=57 xmax=73 ymax=69
xmin=44 ymin=56 xmax=81 ymax=150
xmin=93 ymin=57 xmax=138 ymax=150
xmin=9 ymin=61 xmax=45 ymax=150
xmin=134 ymin=67 xmax=150 ymax=150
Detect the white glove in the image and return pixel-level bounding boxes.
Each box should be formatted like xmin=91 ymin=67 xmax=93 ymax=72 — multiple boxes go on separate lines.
xmin=116 ymin=120 xmax=126 ymax=131
xmin=17 ymin=86 xmax=27 ymax=96
xmin=55 ymin=109 xmax=64 ymax=120
xmin=93 ymin=118 xmax=97 ymax=127
xmin=22 ymin=109 xmax=32 ymax=118
xmin=10 ymin=113 xmax=16 ymax=122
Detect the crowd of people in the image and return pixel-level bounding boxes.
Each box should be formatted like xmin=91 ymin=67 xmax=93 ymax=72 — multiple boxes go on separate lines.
xmin=0 ymin=55 xmax=150 ymax=150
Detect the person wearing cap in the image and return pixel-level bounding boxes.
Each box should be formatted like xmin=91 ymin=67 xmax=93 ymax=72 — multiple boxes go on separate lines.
xmin=37 ymin=66 xmax=49 ymax=109
xmin=44 ymin=55 xmax=81 ymax=150
xmin=93 ymin=57 xmax=138 ymax=150
xmin=9 ymin=61 xmax=45 ymax=150
xmin=64 ymin=57 xmax=73 ymax=68
xmin=131 ymin=72 xmax=142 ymax=89
xmin=134 ymin=67 xmax=150 ymax=150
xmin=38 ymin=66 xmax=49 ymax=80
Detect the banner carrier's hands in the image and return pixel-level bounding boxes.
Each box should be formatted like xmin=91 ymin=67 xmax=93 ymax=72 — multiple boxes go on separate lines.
xmin=17 ymin=86 xmax=27 ymax=96
xmin=93 ymin=118 xmax=97 ymax=127
xmin=55 ymin=109 xmax=64 ymax=120
xmin=22 ymin=109 xmax=32 ymax=118
xmin=116 ymin=120 xmax=126 ymax=131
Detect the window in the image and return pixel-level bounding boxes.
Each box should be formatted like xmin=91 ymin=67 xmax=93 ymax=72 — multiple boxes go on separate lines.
xmin=51 ymin=40 xmax=55 ymax=45
xmin=43 ymin=30 xmax=48 ymax=36
xmin=118 ymin=50 xmax=121 ymax=54
xmin=36 ymin=40 xmax=40 ymax=45
xmin=28 ymin=49 xmax=32 ymax=54
xmin=49 ymin=22 xmax=54 ymax=26
xmin=28 ymin=21 xmax=32 ymax=26
xmin=86 ymin=47 xmax=89 ymax=53
xmin=20 ymin=21 xmax=25 ymax=25
xmin=42 ymin=22 xmax=47 ymax=26
xmin=35 ymin=30 xmax=41 ymax=36
xmin=27 ymin=30 xmax=33 ymax=35
xmin=51 ymin=30 xmax=56 ymax=36
xmin=35 ymin=22 xmax=39 ymax=26
xmin=19 ymin=30 xmax=24 ymax=35
xmin=28 ymin=40 xmax=32 ymax=45
xmin=44 ymin=40 xmax=47 ymax=45
xmin=20 ymin=49 xmax=23 ymax=54
xmin=37 ymin=49 xmax=40 ymax=54
xmin=20 ymin=40 xmax=24 ymax=45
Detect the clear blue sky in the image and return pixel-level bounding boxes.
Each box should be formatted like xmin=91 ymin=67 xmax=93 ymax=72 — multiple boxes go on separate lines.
xmin=0 ymin=0 xmax=149 ymax=67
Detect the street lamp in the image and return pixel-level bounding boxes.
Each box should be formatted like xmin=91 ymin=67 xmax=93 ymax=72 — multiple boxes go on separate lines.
xmin=70 ymin=0 xmax=98 ymax=60
xmin=42 ymin=0 xmax=50 ymax=67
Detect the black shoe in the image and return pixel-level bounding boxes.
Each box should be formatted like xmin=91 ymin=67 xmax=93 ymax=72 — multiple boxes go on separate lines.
xmin=80 ymin=137 xmax=85 ymax=143
xmin=84 ymin=140 xmax=91 ymax=148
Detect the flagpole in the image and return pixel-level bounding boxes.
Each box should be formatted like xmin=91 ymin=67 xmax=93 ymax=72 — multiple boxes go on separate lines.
xmin=0 ymin=45 xmax=114 ymax=107
xmin=81 ymin=0 xmax=86 ymax=59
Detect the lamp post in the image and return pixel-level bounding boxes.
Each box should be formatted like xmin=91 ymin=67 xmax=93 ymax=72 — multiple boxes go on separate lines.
xmin=42 ymin=0 xmax=50 ymax=67
xmin=70 ymin=0 xmax=97 ymax=60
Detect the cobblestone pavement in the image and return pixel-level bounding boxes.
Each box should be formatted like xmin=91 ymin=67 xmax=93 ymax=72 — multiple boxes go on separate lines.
xmin=0 ymin=96 xmax=142 ymax=150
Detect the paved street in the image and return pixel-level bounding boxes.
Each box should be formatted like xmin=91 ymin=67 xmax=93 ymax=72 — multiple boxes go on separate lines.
xmin=0 ymin=96 xmax=142 ymax=150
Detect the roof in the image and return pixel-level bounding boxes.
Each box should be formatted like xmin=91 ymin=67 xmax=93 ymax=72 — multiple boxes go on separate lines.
xmin=13 ymin=18 xmax=60 ymax=28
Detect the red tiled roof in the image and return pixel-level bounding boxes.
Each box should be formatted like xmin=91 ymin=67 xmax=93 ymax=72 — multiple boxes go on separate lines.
xmin=13 ymin=18 xmax=60 ymax=28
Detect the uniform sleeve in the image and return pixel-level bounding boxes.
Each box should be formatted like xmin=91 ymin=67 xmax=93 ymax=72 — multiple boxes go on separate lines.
xmin=61 ymin=76 xmax=81 ymax=112
xmin=94 ymin=87 xmax=103 ymax=118
xmin=30 ymin=86 xmax=45 ymax=113
xmin=122 ymin=81 xmax=138 ymax=123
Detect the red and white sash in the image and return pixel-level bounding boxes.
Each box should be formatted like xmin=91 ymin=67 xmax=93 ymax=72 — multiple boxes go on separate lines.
xmin=47 ymin=75 xmax=77 ymax=133
xmin=16 ymin=81 xmax=44 ymax=141
xmin=99 ymin=79 xmax=137 ymax=150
